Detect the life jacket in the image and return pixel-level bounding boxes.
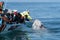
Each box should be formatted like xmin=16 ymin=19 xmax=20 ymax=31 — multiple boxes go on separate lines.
xmin=20 ymin=11 xmax=32 ymax=21
xmin=20 ymin=11 xmax=29 ymax=16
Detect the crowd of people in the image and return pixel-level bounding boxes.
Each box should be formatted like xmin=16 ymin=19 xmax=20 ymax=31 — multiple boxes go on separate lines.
xmin=0 ymin=1 xmax=32 ymax=32
xmin=0 ymin=1 xmax=32 ymax=24
xmin=1 ymin=9 xmax=32 ymax=24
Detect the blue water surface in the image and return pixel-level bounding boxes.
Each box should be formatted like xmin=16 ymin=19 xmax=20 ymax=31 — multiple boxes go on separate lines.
xmin=0 ymin=2 xmax=60 ymax=40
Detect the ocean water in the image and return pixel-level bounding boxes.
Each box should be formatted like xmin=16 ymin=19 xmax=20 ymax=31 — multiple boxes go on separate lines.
xmin=0 ymin=2 xmax=60 ymax=40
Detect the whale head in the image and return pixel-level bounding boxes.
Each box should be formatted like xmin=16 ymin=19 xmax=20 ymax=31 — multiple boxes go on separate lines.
xmin=32 ymin=19 xmax=45 ymax=30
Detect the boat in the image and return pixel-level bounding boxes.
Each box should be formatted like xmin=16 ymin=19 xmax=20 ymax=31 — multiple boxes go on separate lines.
xmin=0 ymin=21 xmax=33 ymax=34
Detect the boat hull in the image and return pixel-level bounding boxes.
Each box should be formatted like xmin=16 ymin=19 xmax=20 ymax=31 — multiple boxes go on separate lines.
xmin=0 ymin=21 xmax=32 ymax=34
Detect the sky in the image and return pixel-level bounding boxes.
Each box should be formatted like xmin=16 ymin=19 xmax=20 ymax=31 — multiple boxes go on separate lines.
xmin=1 ymin=0 xmax=60 ymax=2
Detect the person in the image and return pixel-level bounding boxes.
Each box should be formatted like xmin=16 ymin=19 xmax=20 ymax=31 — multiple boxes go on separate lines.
xmin=20 ymin=10 xmax=32 ymax=21
xmin=3 ymin=9 xmax=8 ymax=14
xmin=0 ymin=1 xmax=4 ymax=14
xmin=12 ymin=10 xmax=19 ymax=23
xmin=0 ymin=23 xmax=6 ymax=32
xmin=1 ymin=13 xmax=12 ymax=24
xmin=0 ymin=14 xmax=6 ymax=32
xmin=19 ymin=13 xmax=25 ymax=23
xmin=13 ymin=10 xmax=18 ymax=16
xmin=13 ymin=12 xmax=25 ymax=23
xmin=5 ymin=13 xmax=13 ymax=24
xmin=12 ymin=10 xmax=25 ymax=23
